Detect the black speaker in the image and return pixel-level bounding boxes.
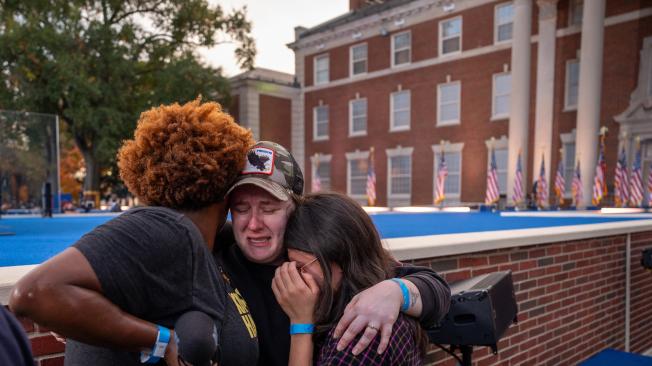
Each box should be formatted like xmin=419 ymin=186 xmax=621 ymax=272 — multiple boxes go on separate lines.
xmin=428 ymin=270 xmax=518 ymax=352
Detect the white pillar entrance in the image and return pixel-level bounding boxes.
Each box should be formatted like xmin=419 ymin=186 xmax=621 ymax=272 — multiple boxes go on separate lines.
xmin=507 ymin=0 xmax=533 ymax=206
xmin=532 ymin=0 xmax=559 ymax=203
xmin=575 ymin=0 xmax=606 ymax=207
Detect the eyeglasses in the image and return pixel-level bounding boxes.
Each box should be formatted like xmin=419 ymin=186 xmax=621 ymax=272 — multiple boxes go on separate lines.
xmin=298 ymin=257 xmax=318 ymax=273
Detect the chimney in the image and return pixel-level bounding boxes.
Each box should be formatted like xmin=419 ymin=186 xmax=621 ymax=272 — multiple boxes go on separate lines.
xmin=350 ymin=0 xmax=378 ymax=11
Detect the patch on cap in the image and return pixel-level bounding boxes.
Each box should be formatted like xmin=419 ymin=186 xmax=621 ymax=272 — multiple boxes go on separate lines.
xmin=242 ymin=147 xmax=275 ymax=175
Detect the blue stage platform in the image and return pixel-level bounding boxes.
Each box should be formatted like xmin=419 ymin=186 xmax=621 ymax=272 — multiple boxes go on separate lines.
xmin=580 ymin=349 xmax=652 ymax=365
xmin=0 ymin=211 xmax=648 ymax=267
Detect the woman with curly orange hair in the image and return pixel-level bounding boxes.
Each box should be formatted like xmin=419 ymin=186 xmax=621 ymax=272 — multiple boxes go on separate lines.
xmin=10 ymin=99 xmax=257 ymax=366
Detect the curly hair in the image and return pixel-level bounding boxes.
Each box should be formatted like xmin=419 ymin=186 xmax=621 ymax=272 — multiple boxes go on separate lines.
xmin=117 ymin=99 xmax=254 ymax=210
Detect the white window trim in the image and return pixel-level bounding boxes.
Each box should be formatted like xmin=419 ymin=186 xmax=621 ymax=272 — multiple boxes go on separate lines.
xmin=439 ymin=16 xmax=463 ymax=57
xmin=494 ymin=2 xmax=513 ymax=45
xmin=432 ymin=143 xmax=464 ymax=201
xmin=564 ymin=59 xmax=579 ymax=111
xmin=437 ymin=81 xmax=461 ymax=126
xmin=568 ymin=0 xmax=583 ymax=27
xmin=560 ymin=130 xmax=577 ymax=198
xmin=491 ymin=72 xmax=511 ymax=120
xmin=391 ymin=31 xmax=411 ymax=68
xmin=390 ymin=90 xmax=411 ymax=132
xmin=485 ymin=136 xmax=509 ymax=195
xmin=310 ymin=153 xmax=332 ymax=191
xmin=386 ymin=146 xmax=414 ymax=200
xmin=349 ymin=98 xmax=368 ymax=137
xmin=314 ymin=54 xmax=329 ymax=85
xmin=350 ymin=43 xmax=368 ymax=77
xmin=345 ymin=150 xmax=370 ymax=199
xmin=313 ymin=105 xmax=329 ymax=141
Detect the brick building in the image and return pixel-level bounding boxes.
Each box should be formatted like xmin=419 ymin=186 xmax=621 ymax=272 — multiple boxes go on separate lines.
xmin=233 ymin=0 xmax=652 ymax=208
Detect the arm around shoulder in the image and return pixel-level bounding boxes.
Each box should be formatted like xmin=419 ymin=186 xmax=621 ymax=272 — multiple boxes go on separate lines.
xmin=9 ymin=247 xmax=157 ymax=351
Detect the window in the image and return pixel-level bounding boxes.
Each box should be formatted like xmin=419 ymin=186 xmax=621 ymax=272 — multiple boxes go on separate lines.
xmin=349 ymin=99 xmax=367 ymax=136
xmin=648 ymin=59 xmax=652 ymax=97
xmin=313 ymin=105 xmax=329 ymax=140
xmin=314 ymin=54 xmax=329 ymax=85
xmin=494 ymin=148 xmax=508 ymax=195
xmin=392 ymin=32 xmax=411 ymax=67
xmin=563 ymin=142 xmax=576 ymax=195
xmin=565 ymin=60 xmax=580 ymax=110
xmin=433 ymin=146 xmax=463 ymax=202
xmin=350 ymin=44 xmax=367 ymax=76
xmin=438 ymin=81 xmax=461 ymax=125
xmin=346 ymin=151 xmax=370 ymax=203
xmin=569 ymin=0 xmax=583 ymax=27
xmin=560 ymin=131 xmax=577 ymax=196
xmin=440 ymin=17 xmax=462 ymax=56
xmin=390 ymin=90 xmax=410 ymax=131
xmin=387 ymin=146 xmax=413 ymax=207
xmin=492 ymin=73 xmax=511 ymax=119
xmin=311 ymin=155 xmax=332 ymax=192
xmin=495 ymin=3 xmax=514 ymax=43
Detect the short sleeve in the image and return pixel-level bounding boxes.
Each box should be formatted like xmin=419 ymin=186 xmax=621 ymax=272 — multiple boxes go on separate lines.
xmin=74 ymin=208 xmax=195 ymax=320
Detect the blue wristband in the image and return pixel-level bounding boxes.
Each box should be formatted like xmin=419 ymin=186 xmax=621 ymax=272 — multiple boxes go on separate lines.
xmin=290 ymin=323 xmax=315 ymax=335
xmin=140 ymin=325 xmax=171 ymax=364
xmin=390 ymin=278 xmax=410 ymax=312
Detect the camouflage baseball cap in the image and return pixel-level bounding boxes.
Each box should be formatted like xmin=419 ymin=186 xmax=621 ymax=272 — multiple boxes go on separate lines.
xmin=226 ymin=141 xmax=304 ymax=201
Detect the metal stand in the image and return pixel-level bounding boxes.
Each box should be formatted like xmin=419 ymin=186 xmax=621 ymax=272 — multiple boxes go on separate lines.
xmin=460 ymin=345 xmax=473 ymax=366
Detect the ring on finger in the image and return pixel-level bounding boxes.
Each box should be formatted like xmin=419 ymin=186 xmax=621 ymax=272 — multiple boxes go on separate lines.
xmin=367 ymin=324 xmax=379 ymax=331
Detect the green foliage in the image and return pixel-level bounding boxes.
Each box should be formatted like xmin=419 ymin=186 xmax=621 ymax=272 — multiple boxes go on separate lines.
xmin=0 ymin=0 xmax=256 ymax=192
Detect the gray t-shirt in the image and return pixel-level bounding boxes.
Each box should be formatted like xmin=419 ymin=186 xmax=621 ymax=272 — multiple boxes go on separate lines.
xmin=65 ymin=206 xmax=258 ymax=365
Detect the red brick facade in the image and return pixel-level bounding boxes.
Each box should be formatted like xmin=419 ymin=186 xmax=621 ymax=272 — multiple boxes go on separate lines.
xmin=259 ymin=94 xmax=292 ymax=148
xmin=302 ymin=0 xmax=652 ymax=206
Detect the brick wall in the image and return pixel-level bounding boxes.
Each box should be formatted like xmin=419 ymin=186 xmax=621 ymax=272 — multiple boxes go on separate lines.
xmin=5 ymin=232 xmax=652 ymax=364
xmin=259 ymin=94 xmax=292 ymax=148
xmin=405 ymin=231 xmax=652 ymax=365
xmin=6 ymin=308 xmax=65 ymax=366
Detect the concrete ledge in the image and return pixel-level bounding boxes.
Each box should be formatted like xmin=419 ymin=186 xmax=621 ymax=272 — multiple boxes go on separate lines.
xmin=385 ymin=219 xmax=652 ymax=260
xmin=4 ymin=219 xmax=652 ymax=304
xmin=0 ymin=265 xmax=37 ymax=305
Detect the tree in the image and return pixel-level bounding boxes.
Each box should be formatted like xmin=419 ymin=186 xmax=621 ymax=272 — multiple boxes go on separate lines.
xmin=0 ymin=0 xmax=256 ymax=199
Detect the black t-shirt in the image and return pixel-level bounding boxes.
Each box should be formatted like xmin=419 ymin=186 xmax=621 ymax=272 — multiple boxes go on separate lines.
xmin=214 ymin=222 xmax=450 ymax=366
xmin=67 ymin=206 xmax=258 ymax=366
xmin=0 ymin=307 xmax=34 ymax=366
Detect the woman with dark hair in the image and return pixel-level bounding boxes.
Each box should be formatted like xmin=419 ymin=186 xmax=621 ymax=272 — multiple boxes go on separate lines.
xmin=10 ymin=99 xmax=258 ymax=365
xmin=272 ymin=192 xmax=435 ymax=365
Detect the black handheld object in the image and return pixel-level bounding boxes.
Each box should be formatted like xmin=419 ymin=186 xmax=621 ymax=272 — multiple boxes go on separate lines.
xmin=174 ymin=311 xmax=219 ymax=366
xmin=642 ymin=248 xmax=652 ymax=270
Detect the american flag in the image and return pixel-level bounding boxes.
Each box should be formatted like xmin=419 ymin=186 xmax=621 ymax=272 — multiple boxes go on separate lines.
xmin=592 ymin=137 xmax=607 ymax=206
xmin=512 ymin=151 xmax=524 ymax=204
xmin=485 ymin=147 xmax=500 ymax=205
xmin=614 ymin=147 xmax=629 ymax=207
xmin=366 ymin=148 xmax=377 ymax=206
xmin=629 ymin=143 xmax=643 ymax=207
xmin=536 ymin=155 xmax=548 ymax=208
xmin=572 ymin=160 xmax=582 ymax=207
xmin=312 ymin=158 xmax=322 ymax=192
xmin=434 ymin=151 xmax=448 ymax=205
xmin=554 ymin=158 xmax=565 ymax=205
xmin=648 ymin=166 xmax=652 ymax=207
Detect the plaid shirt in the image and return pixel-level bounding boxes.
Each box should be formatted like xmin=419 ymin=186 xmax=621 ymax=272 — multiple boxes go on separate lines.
xmin=317 ymin=315 xmax=422 ymax=365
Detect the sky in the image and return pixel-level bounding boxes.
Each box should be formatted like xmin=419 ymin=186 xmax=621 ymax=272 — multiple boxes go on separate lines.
xmin=201 ymin=1 xmax=349 ymax=77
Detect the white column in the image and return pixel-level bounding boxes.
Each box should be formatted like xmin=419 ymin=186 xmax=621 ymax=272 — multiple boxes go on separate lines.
xmin=532 ymin=0 xmax=558 ymax=200
xmin=575 ymin=0 xmax=606 ymax=207
xmin=507 ymin=0 xmax=533 ymax=206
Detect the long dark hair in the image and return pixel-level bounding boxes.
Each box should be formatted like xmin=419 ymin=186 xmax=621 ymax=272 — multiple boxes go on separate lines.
xmin=284 ymin=192 xmax=395 ymax=339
